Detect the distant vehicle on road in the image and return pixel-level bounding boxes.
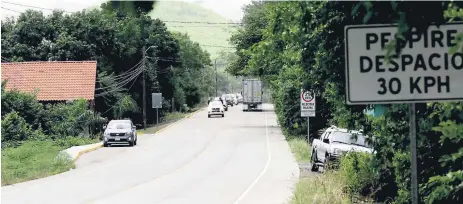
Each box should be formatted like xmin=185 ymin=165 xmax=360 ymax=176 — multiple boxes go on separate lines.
xmin=208 ymin=101 xmax=225 ymax=118
xmin=212 ymin=97 xmax=228 ymax=111
xmin=242 ymin=79 xmax=263 ymax=111
xmin=222 ymin=94 xmax=234 ymax=107
xmin=231 ymin=94 xmax=238 ymax=105
xmin=236 ymin=93 xmax=243 ymax=103
xmin=103 ymin=119 xmax=138 ymax=147
xmin=310 ymin=126 xmax=373 ymax=171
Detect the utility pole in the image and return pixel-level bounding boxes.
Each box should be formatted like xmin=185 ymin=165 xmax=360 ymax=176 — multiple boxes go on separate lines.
xmin=215 ymin=59 xmax=218 ymax=97
xmin=142 ymin=46 xmax=147 ymax=130
xmin=171 ymin=65 xmax=175 ymax=113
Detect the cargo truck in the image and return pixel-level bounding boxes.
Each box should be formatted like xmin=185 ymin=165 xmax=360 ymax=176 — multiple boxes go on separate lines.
xmin=242 ymin=79 xmax=263 ymax=111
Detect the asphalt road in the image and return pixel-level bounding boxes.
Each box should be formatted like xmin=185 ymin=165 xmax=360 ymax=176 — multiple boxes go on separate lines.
xmin=1 ymin=104 xmax=300 ymax=204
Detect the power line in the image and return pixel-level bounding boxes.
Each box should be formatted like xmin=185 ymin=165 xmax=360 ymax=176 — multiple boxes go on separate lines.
xmin=99 ymin=73 xmax=141 ymax=115
xmin=1 ymin=7 xmax=21 ymax=13
xmin=2 ymin=1 xmax=71 ymax=13
xmin=163 ymin=20 xmax=241 ymax=25
xmin=200 ymin=44 xmax=235 ymax=49
xmin=1 ymin=1 xmax=242 ymax=26
xmin=95 ymin=67 xmax=143 ymax=92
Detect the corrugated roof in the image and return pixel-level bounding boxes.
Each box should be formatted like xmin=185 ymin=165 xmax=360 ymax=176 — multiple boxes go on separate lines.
xmin=1 ymin=61 xmax=97 ymax=101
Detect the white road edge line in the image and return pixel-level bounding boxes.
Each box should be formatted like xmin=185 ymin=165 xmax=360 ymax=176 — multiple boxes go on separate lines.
xmin=232 ymin=104 xmax=272 ymax=204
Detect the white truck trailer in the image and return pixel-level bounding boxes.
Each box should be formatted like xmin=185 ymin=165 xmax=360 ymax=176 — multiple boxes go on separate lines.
xmin=242 ymin=79 xmax=263 ymax=111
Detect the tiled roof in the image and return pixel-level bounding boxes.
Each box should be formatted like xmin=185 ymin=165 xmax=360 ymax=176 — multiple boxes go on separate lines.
xmin=1 ymin=61 xmax=97 ymax=101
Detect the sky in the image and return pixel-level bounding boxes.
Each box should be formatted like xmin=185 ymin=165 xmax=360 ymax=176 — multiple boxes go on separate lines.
xmin=0 ymin=0 xmax=251 ymax=21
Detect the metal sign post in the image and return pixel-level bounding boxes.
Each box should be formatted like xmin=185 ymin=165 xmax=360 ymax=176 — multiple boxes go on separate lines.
xmin=409 ymin=103 xmax=418 ymax=203
xmin=152 ymin=93 xmax=162 ymax=125
xmin=344 ymin=23 xmax=463 ymax=204
xmin=301 ymin=89 xmax=316 ymax=142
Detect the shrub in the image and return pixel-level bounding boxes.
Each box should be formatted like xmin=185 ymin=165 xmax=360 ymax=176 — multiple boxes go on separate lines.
xmin=1 ymin=81 xmax=45 ymax=129
xmin=1 ymin=111 xmax=35 ymax=147
xmin=44 ymin=99 xmax=101 ymax=137
xmin=340 ymin=152 xmax=380 ymax=198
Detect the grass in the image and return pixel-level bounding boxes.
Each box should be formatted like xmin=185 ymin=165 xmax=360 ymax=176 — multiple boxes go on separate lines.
xmin=1 ymin=137 xmax=98 ymax=186
xmin=284 ymin=135 xmax=353 ymax=204
xmin=292 ymin=171 xmax=351 ymax=204
xmin=287 ymin=137 xmax=312 ymax=162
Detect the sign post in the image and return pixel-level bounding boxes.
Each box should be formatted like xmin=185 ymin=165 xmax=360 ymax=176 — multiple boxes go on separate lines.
xmin=152 ymin=93 xmax=162 ymax=124
xmin=301 ymin=89 xmax=316 ymax=142
xmin=345 ymin=23 xmax=463 ymax=204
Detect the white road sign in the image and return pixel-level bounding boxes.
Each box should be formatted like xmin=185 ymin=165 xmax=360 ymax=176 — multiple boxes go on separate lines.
xmin=345 ymin=23 xmax=463 ymax=104
xmin=152 ymin=93 xmax=162 ymax=108
xmin=301 ymin=90 xmax=315 ymax=117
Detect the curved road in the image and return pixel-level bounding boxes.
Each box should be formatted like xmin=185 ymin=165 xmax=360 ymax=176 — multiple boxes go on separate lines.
xmin=1 ymin=104 xmax=299 ymax=204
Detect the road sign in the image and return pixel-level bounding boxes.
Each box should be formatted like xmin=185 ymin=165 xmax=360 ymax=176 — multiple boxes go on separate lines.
xmin=152 ymin=93 xmax=162 ymax=108
xmin=301 ymin=90 xmax=315 ymax=117
xmin=345 ymin=23 xmax=463 ymax=105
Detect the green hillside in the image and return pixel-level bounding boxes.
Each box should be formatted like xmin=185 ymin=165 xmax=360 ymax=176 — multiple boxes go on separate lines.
xmin=150 ymin=1 xmax=236 ymax=59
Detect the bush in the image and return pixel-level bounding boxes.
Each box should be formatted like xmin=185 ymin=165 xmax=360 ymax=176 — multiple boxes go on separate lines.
xmin=44 ymin=99 xmax=101 ymax=137
xmin=1 ymin=111 xmax=37 ymax=147
xmin=1 ymin=81 xmax=45 ymax=129
xmin=340 ymin=152 xmax=380 ymax=198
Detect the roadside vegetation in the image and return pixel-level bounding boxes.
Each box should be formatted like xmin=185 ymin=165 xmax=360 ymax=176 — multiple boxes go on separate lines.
xmin=287 ymin=137 xmax=311 ymax=162
xmin=228 ymin=1 xmax=463 ymax=203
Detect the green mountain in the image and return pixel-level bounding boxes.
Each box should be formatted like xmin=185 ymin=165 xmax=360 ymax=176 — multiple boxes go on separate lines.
xmin=149 ymin=1 xmax=236 ymax=59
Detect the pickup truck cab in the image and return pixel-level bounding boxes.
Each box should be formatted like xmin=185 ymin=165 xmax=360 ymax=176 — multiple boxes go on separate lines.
xmin=310 ymin=126 xmax=373 ymax=171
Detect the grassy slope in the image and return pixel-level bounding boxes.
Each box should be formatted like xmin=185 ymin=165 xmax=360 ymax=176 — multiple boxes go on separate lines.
xmin=150 ymin=1 xmax=236 ymax=59
xmin=1 ymin=137 xmax=99 ymax=186
xmin=286 ymin=137 xmax=352 ymax=204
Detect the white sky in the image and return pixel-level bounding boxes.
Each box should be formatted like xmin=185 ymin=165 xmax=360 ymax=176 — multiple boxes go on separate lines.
xmin=1 ymin=0 xmax=251 ymax=21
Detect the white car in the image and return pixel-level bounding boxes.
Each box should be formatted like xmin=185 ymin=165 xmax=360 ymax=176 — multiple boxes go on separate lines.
xmin=310 ymin=126 xmax=373 ymax=171
xmin=208 ymin=101 xmax=225 ymax=118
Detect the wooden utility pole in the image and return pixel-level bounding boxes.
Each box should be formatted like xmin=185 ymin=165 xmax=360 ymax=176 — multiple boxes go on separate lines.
xmin=142 ymin=46 xmax=146 ymax=130
xmin=215 ymin=59 xmax=218 ymax=97
xmin=171 ymin=65 xmax=175 ymax=112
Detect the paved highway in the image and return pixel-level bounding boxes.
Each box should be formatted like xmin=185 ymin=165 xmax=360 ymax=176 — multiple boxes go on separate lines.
xmin=1 ymin=104 xmax=299 ymax=204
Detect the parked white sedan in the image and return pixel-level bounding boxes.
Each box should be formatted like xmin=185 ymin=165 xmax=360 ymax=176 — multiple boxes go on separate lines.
xmin=208 ymin=101 xmax=225 ymax=118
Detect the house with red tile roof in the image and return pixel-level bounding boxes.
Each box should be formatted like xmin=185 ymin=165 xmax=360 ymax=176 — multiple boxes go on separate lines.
xmin=1 ymin=61 xmax=97 ymax=103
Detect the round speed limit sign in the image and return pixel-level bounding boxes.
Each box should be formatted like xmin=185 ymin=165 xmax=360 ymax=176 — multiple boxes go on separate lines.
xmin=302 ymin=91 xmax=314 ymax=102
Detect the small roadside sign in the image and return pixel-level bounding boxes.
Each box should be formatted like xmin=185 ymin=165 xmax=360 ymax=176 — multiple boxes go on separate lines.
xmin=301 ymin=89 xmax=315 ymax=117
xmin=152 ymin=93 xmax=162 ymax=108
xmin=345 ymin=23 xmax=463 ymax=105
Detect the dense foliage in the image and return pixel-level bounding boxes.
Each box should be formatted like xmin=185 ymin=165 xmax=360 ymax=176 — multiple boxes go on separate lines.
xmin=1 ymin=3 xmax=217 ymax=125
xmin=229 ymin=1 xmax=463 ymax=203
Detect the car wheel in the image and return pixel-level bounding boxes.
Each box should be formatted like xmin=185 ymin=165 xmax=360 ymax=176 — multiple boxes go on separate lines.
xmin=311 ymin=151 xmax=319 ymax=172
xmin=129 ymin=141 xmax=134 ymax=147
xmin=325 ymin=154 xmax=331 ymax=170
xmin=208 ymin=114 xmax=211 ymax=118
xmin=103 ymin=142 xmax=109 ymax=147
xmin=222 ymin=114 xmax=225 ymax=117
xmin=134 ymin=140 xmax=137 ymax=146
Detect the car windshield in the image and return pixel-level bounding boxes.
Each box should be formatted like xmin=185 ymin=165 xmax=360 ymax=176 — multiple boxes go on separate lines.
xmin=331 ymin=131 xmax=372 ymax=148
xmin=107 ymin=122 xmax=131 ymax=129
xmin=210 ymin=101 xmax=222 ymax=106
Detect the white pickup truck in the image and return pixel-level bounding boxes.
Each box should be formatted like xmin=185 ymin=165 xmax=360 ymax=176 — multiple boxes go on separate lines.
xmin=310 ymin=126 xmax=373 ymax=171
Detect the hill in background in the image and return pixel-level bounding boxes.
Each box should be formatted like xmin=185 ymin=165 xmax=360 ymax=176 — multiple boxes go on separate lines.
xmin=150 ymin=1 xmax=237 ymax=59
